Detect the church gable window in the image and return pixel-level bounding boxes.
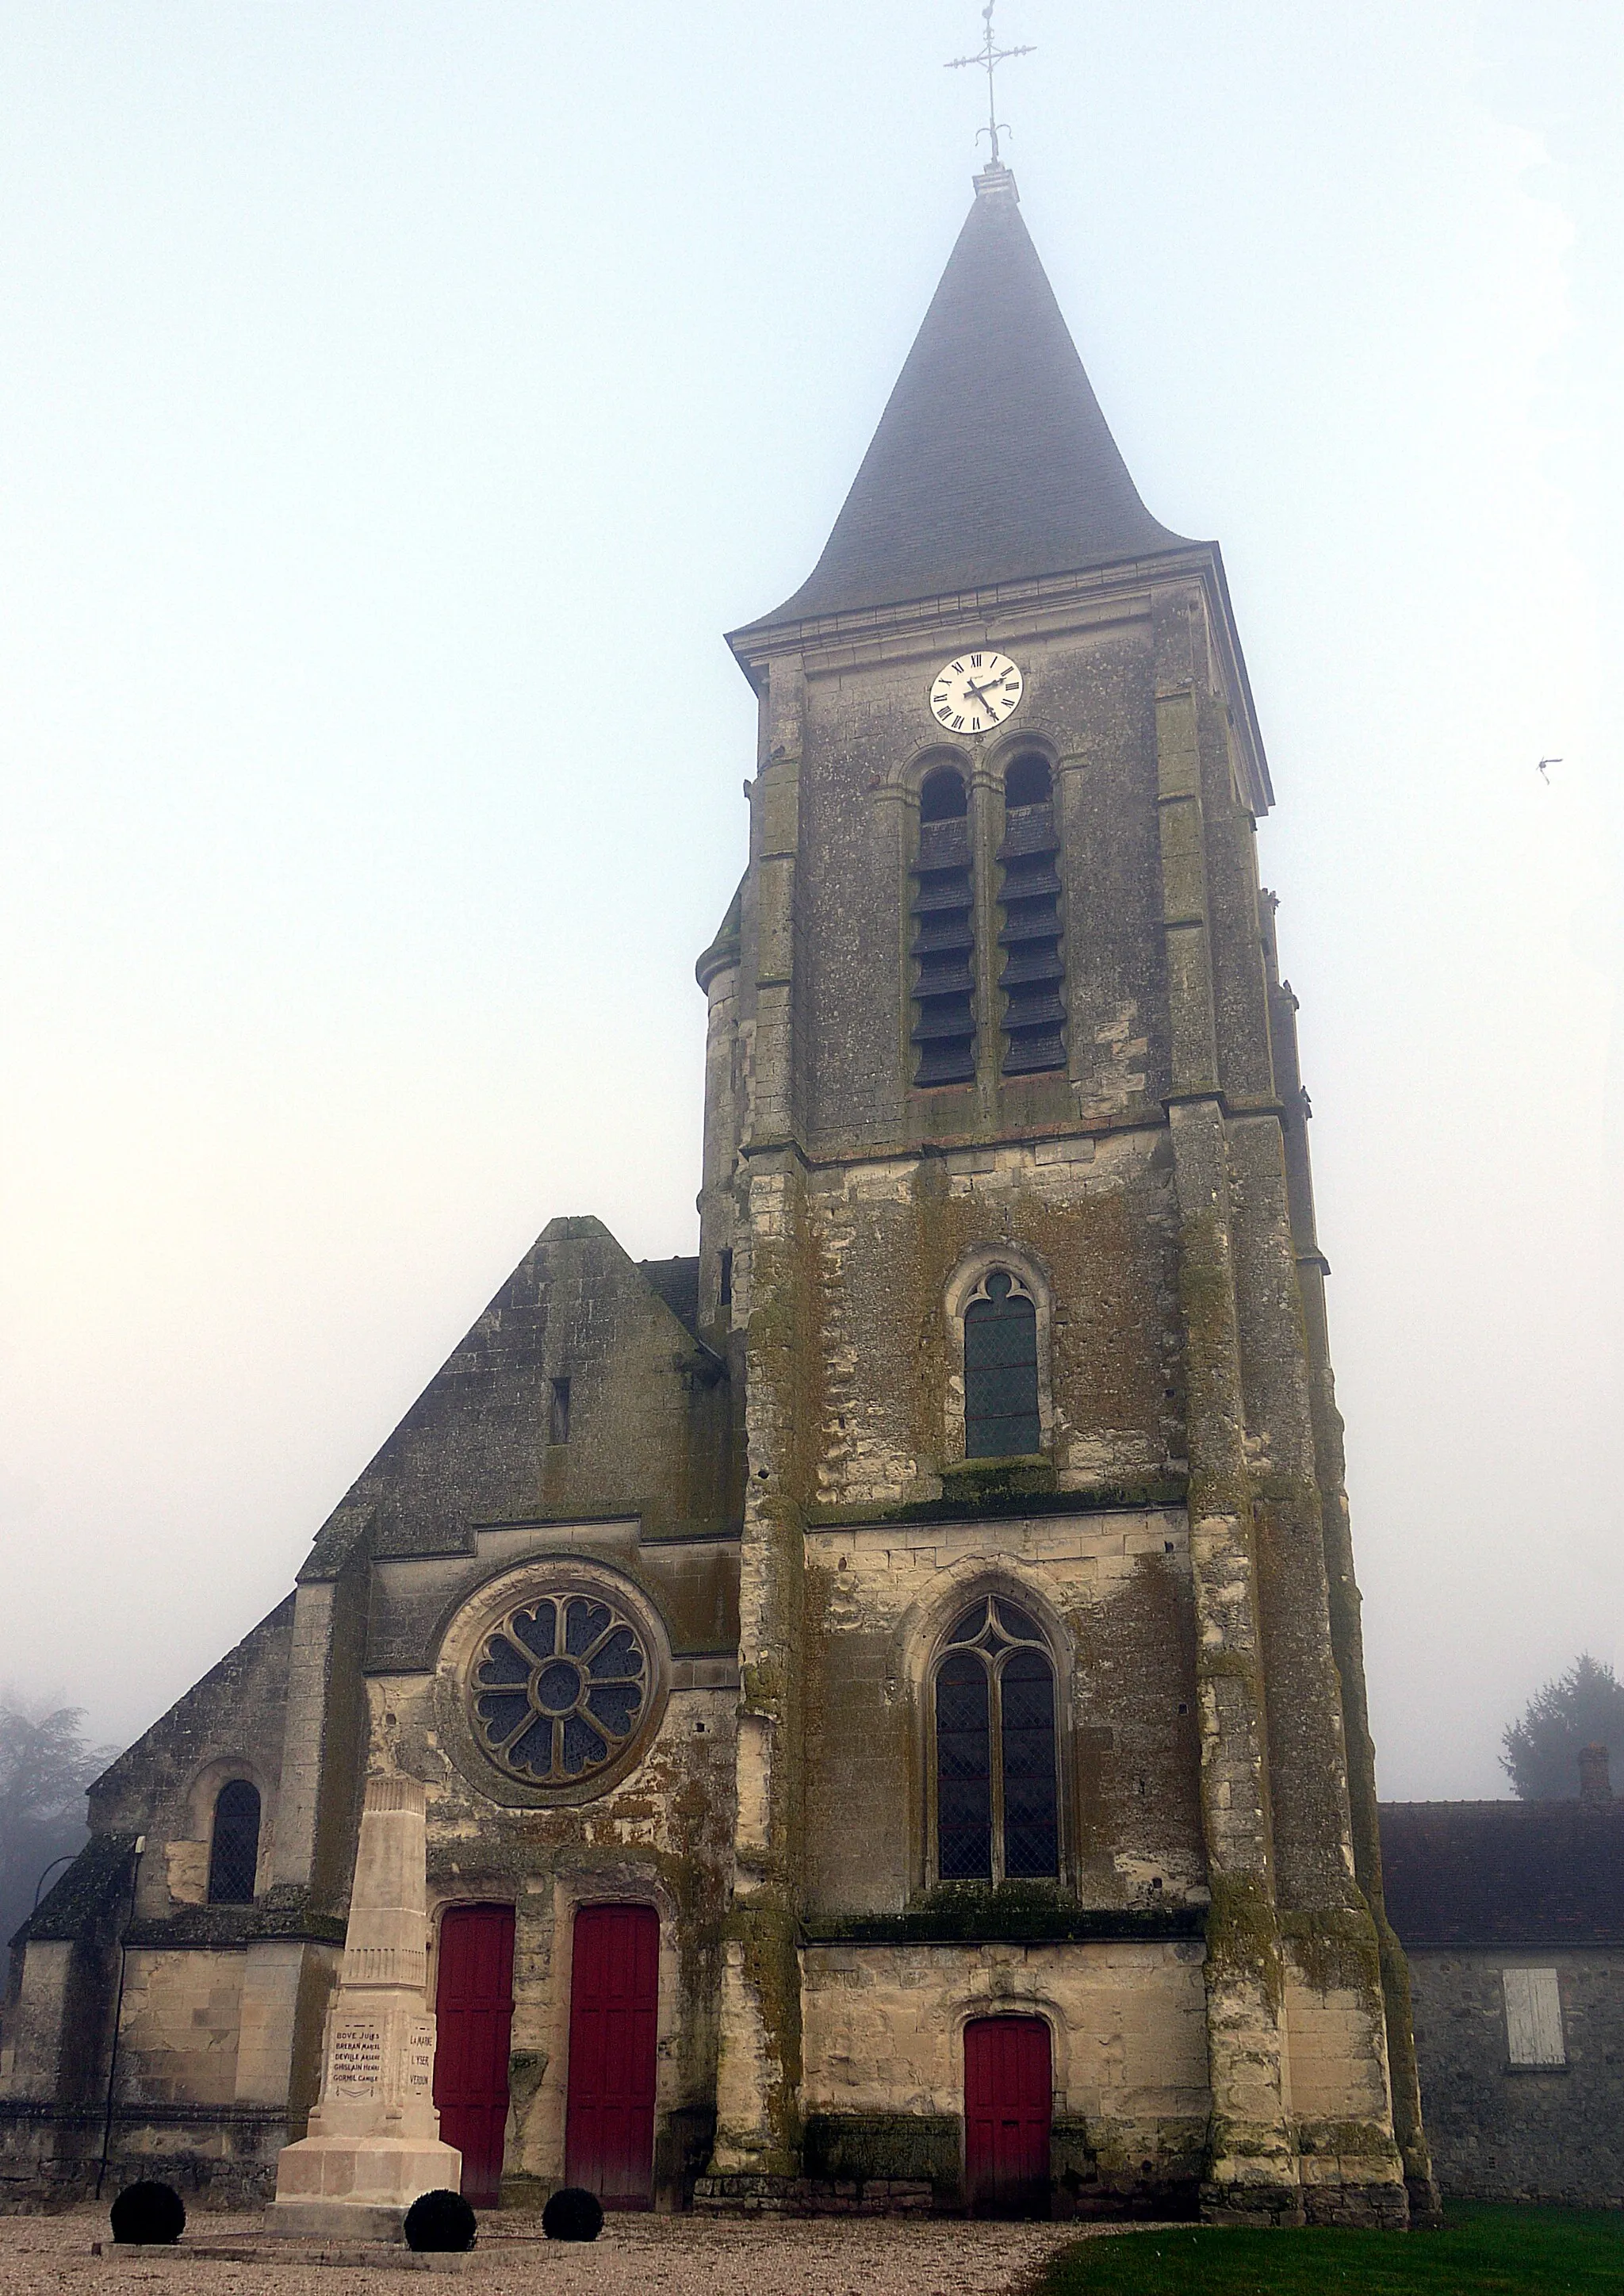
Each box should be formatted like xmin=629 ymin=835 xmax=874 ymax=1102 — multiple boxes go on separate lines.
xmin=206 ymin=1778 xmax=261 ymax=1905
xmin=472 ymin=1591 xmax=650 ymax=1791
xmin=910 ymin=765 xmax=976 ymax=1087
xmin=963 ymin=1271 xmax=1040 ymax=1456
xmin=933 ymin=1598 xmax=1059 ymax=1883
xmin=998 ymin=753 xmax=1065 ymax=1074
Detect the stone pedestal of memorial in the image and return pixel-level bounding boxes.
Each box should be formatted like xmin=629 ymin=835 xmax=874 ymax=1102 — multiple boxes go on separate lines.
xmin=266 ymin=1771 xmax=462 ymax=2240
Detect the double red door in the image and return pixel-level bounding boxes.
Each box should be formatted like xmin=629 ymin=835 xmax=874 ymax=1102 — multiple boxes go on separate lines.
xmin=565 ymin=1903 xmax=659 ymax=2206
xmin=964 ymin=2016 xmax=1052 ymax=2217
xmin=433 ymin=1903 xmax=515 ymax=2207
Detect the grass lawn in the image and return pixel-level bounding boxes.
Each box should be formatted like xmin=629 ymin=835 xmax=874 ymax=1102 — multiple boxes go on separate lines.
xmin=1040 ymin=2202 xmax=1623 ymax=2295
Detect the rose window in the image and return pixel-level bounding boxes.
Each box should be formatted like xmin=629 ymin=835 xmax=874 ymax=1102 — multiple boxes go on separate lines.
xmin=471 ymin=1594 xmax=649 ymax=1788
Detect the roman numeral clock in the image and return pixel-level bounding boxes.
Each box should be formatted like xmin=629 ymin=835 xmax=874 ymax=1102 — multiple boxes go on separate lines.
xmin=929 ymin=650 xmax=1024 ymax=734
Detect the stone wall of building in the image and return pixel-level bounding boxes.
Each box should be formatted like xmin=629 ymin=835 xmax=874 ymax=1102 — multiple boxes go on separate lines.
xmin=374 ymin=1522 xmax=743 ymax=2210
xmin=801 ymin=1939 xmax=1208 ymax=2212
xmin=802 ymin=1510 xmax=1202 ymax=1918
xmin=793 ymin=1133 xmax=1182 ymax=1516
xmin=91 ymin=1601 xmax=295 ymax=1926
xmin=117 ymin=1949 xmax=243 ymax=2107
xmin=1407 ymin=1950 xmax=1624 ymax=2205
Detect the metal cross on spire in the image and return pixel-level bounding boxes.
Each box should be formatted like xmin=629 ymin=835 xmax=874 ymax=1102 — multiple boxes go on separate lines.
xmin=945 ymin=1 xmax=1035 ymax=170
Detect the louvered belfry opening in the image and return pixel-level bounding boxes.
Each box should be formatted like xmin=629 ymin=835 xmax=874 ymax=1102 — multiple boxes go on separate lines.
xmin=998 ymin=753 xmax=1065 ymax=1074
xmin=911 ymin=765 xmax=976 ymax=1086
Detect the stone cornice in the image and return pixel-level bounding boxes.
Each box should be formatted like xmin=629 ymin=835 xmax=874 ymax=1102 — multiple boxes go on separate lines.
xmin=726 ymin=542 xmax=1273 ymax=817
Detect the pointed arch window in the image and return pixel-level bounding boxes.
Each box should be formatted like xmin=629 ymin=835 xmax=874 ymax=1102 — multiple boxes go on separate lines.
xmin=963 ymin=1270 xmax=1040 ymax=1456
xmin=998 ymin=753 xmax=1065 ymax=1074
xmin=911 ymin=765 xmax=975 ymax=1086
xmin=207 ymin=1779 xmax=261 ymax=1905
xmin=934 ymin=1598 xmax=1059 ymax=1882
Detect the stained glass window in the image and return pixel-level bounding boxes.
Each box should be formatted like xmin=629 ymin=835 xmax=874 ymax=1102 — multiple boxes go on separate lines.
xmin=933 ymin=1598 xmax=1059 ymax=1883
xmin=472 ymin=1593 xmax=649 ymax=1790
xmin=207 ymin=1779 xmax=261 ymax=1904
xmin=964 ymin=1272 xmax=1040 ymax=1457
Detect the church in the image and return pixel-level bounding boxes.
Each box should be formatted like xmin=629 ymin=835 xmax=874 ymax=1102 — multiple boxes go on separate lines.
xmin=1 ymin=157 xmax=1438 ymax=2229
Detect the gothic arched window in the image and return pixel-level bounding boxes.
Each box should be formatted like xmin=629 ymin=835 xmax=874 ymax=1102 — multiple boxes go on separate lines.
xmin=934 ymin=1598 xmax=1059 ymax=1883
xmin=963 ymin=1270 xmax=1040 ymax=1456
xmin=207 ymin=1779 xmax=261 ymax=1904
xmin=911 ymin=765 xmax=976 ymax=1087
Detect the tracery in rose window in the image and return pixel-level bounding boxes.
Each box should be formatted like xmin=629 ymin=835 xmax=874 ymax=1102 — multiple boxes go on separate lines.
xmin=471 ymin=1593 xmax=649 ymax=1788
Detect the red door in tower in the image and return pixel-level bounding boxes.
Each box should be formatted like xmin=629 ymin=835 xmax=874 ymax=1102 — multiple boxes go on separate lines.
xmin=565 ymin=1903 xmax=660 ymax=2207
xmin=964 ymin=2016 xmax=1052 ymax=2217
xmin=432 ymin=1903 xmax=515 ymax=2208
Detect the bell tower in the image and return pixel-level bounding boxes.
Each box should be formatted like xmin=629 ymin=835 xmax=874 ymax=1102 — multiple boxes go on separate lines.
xmin=697 ymin=163 xmax=1436 ymax=2226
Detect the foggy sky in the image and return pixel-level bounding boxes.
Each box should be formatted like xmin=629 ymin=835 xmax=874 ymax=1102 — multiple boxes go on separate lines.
xmin=2 ymin=2 xmax=1619 ymax=1800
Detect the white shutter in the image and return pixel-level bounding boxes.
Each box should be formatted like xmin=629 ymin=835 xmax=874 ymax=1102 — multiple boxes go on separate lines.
xmin=1502 ymin=1967 xmax=1565 ymax=2066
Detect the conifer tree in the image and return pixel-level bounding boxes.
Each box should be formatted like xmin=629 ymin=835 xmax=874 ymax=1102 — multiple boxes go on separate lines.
xmin=0 ymin=1700 xmax=117 ymax=1946
xmin=1502 ymin=1654 xmax=1624 ymax=1800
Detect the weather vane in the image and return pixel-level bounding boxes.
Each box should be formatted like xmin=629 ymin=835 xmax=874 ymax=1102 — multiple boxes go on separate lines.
xmin=945 ymin=1 xmax=1035 ymax=170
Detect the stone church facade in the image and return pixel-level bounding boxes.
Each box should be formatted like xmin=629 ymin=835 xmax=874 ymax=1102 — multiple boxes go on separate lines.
xmin=2 ymin=165 xmax=1435 ymax=2228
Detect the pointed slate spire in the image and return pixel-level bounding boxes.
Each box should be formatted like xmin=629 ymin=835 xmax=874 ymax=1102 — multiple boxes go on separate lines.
xmin=743 ymin=170 xmax=1189 ymax=631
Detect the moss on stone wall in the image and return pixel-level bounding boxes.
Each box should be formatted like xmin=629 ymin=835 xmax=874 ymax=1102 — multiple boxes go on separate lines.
xmin=722 ymin=1895 xmax=804 ymax=2172
xmin=802 ymin=2111 xmax=961 ymax=2191
xmin=806 ymin=1478 xmax=1188 ymax=1528
xmin=803 ymin=1896 xmax=1205 ymax=1945
xmin=1280 ymin=1906 xmax=1382 ymax=1997
xmin=1205 ymin=1871 xmax=1285 ymax=2016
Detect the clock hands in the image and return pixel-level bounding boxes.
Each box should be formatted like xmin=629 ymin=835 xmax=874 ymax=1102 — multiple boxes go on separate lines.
xmin=929 ymin=652 xmax=1022 ymax=730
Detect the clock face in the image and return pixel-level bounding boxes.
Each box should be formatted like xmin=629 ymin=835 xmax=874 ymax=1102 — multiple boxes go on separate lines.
xmin=929 ymin=650 xmax=1024 ymax=734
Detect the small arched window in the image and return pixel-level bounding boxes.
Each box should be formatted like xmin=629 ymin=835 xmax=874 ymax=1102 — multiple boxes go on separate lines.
xmin=934 ymin=1598 xmax=1059 ymax=1882
xmin=207 ymin=1779 xmax=261 ymax=1905
xmin=963 ymin=1271 xmax=1040 ymax=1457
xmin=911 ymin=766 xmax=975 ymax=1087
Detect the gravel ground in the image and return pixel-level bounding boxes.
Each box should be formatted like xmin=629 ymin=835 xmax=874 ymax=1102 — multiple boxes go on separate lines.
xmin=0 ymin=2208 xmax=1132 ymax=2296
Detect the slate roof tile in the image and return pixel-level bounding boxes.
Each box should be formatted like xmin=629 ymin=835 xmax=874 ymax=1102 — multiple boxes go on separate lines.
xmin=739 ymin=170 xmax=1190 ymax=634
xmin=1379 ymin=1800 xmax=1624 ymax=1948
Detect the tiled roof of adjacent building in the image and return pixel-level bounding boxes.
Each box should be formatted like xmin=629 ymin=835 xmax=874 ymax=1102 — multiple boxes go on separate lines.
xmin=1380 ymin=1800 xmax=1624 ymax=1948
xmin=736 ymin=167 xmax=1192 ymax=635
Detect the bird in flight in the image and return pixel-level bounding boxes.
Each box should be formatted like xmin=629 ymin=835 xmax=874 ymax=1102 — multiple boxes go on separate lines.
xmin=1537 ymin=756 xmax=1561 ymax=781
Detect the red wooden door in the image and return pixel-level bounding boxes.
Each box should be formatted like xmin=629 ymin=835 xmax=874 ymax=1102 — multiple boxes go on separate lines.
xmin=565 ymin=1903 xmax=659 ymax=2207
xmin=433 ymin=1903 xmax=515 ymax=2208
xmin=964 ymin=2016 xmax=1052 ymax=2217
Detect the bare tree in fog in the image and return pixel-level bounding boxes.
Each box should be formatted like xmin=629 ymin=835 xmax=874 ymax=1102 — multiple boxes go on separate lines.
xmin=1502 ymin=1654 xmax=1624 ymax=1800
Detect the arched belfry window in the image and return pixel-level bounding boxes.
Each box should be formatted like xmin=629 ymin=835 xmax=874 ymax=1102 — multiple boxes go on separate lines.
xmin=935 ymin=1598 xmax=1059 ymax=1882
xmin=911 ymin=766 xmax=975 ymax=1087
xmin=207 ymin=1779 xmax=261 ymax=1905
xmin=963 ymin=1271 xmax=1040 ymax=1457
xmin=998 ymin=753 xmax=1065 ymax=1074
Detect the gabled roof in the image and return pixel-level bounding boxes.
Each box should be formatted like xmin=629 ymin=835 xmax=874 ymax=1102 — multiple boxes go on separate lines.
xmin=297 ymin=1217 xmax=730 ymax=1577
xmin=737 ymin=167 xmax=1191 ymax=636
xmin=1380 ymin=1800 xmax=1624 ymax=1948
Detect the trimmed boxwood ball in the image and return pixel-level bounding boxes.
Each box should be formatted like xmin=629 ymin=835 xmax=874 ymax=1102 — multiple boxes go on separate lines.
xmin=109 ymin=2181 xmax=186 ymax=2245
xmin=542 ymin=2186 xmax=604 ymax=2241
xmin=404 ymin=2189 xmax=478 ymax=2252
